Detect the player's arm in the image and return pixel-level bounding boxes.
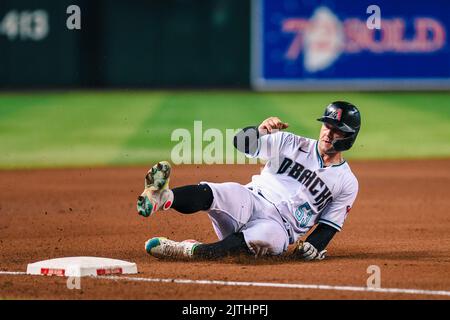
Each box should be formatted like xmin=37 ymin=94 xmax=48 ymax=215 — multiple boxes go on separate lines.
xmin=233 ymin=117 xmax=289 ymax=156
xmin=233 ymin=125 xmax=259 ymax=155
xmin=294 ymin=223 xmax=337 ymax=261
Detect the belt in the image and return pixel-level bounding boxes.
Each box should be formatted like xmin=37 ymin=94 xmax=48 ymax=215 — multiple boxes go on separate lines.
xmin=248 ymin=187 xmax=295 ymax=244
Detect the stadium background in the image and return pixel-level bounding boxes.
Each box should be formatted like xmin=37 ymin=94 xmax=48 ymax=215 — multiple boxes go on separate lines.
xmin=0 ymin=0 xmax=449 ymax=300
xmin=1 ymin=0 xmax=449 ymax=168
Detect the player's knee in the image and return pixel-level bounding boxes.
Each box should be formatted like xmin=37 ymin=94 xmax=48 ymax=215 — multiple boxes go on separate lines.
xmin=243 ymin=224 xmax=287 ymax=256
xmin=246 ymin=239 xmax=284 ymax=256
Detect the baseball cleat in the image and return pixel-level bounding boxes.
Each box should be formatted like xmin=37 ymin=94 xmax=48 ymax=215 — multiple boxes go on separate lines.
xmin=137 ymin=161 xmax=173 ymax=217
xmin=144 ymin=160 xmax=171 ymax=190
xmin=145 ymin=237 xmax=200 ymax=260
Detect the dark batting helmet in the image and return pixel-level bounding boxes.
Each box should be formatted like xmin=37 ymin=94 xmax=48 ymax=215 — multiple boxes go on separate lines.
xmin=317 ymin=101 xmax=361 ymax=151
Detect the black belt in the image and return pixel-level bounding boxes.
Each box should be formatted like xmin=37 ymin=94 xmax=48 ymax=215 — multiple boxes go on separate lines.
xmin=248 ymin=187 xmax=295 ymax=244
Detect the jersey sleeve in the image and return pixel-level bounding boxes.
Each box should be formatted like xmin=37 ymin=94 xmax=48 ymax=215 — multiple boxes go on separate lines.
xmin=318 ymin=175 xmax=358 ymax=232
xmin=247 ymin=131 xmax=300 ymax=161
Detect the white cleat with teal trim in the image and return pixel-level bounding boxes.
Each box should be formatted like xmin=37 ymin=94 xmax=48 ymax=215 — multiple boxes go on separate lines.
xmin=145 ymin=237 xmax=200 ymax=260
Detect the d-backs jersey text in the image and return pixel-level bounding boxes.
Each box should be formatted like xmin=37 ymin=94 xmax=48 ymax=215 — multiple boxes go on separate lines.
xmin=246 ymin=131 xmax=358 ymax=241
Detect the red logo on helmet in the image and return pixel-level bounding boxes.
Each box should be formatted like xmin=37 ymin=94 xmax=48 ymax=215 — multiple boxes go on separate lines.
xmin=337 ymin=109 xmax=343 ymax=121
xmin=329 ymin=108 xmax=343 ymax=121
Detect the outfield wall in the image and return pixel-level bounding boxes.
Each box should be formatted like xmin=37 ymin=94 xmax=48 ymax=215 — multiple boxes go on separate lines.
xmin=1 ymin=0 xmax=449 ymax=90
xmin=0 ymin=0 xmax=250 ymax=88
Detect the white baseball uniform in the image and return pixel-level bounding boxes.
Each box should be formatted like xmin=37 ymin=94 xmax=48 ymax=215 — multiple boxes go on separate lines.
xmin=203 ymin=131 xmax=358 ymax=256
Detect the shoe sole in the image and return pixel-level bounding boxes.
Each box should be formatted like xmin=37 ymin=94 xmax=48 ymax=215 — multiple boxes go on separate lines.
xmin=145 ymin=161 xmax=171 ymax=190
xmin=137 ymin=161 xmax=171 ymax=217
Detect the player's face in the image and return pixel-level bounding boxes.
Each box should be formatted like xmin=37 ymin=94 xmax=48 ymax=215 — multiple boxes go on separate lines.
xmin=319 ymin=123 xmax=345 ymax=154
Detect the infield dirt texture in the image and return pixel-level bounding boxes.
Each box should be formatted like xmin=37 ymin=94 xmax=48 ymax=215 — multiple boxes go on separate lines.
xmin=0 ymin=161 xmax=449 ymax=299
xmin=0 ymin=91 xmax=449 ymax=299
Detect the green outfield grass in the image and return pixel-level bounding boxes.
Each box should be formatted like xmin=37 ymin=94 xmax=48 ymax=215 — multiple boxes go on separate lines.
xmin=0 ymin=91 xmax=449 ymax=169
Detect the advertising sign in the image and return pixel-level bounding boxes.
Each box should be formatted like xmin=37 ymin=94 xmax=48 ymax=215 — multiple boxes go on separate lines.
xmin=251 ymin=0 xmax=450 ymax=90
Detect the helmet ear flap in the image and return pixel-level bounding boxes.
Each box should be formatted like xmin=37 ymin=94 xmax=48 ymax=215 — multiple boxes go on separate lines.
xmin=332 ymin=131 xmax=358 ymax=151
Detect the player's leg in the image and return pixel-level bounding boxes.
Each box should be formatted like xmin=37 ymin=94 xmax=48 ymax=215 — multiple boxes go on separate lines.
xmin=241 ymin=219 xmax=289 ymax=257
xmin=145 ymin=232 xmax=251 ymax=260
xmin=145 ymin=187 xmax=290 ymax=260
xmin=193 ymin=232 xmax=250 ymax=259
xmin=192 ymin=201 xmax=289 ymax=258
xmin=201 ymin=181 xmax=257 ymax=239
xmin=192 ymin=218 xmax=289 ymax=259
xmin=137 ymin=161 xmax=215 ymax=217
xmin=144 ymin=182 xmax=258 ymax=259
xmin=145 ymin=219 xmax=288 ymax=260
xmin=139 ymin=171 xmax=255 ymax=238
xmin=137 ymin=160 xmax=255 ymax=227
xmin=138 ymin=182 xmax=215 ymax=215
xmin=171 ymin=184 xmax=214 ymax=213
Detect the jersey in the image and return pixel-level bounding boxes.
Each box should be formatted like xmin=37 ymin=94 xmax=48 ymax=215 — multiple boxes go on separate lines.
xmin=245 ymin=131 xmax=359 ymax=242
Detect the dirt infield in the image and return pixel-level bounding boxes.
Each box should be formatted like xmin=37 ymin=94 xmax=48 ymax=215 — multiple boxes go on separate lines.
xmin=0 ymin=160 xmax=449 ymax=299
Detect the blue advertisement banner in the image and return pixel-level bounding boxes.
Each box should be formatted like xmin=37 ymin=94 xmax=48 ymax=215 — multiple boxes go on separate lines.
xmin=251 ymin=0 xmax=450 ymax=90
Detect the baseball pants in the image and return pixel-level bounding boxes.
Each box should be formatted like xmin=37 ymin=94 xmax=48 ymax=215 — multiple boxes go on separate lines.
xmin=201 ymin=182 xmax=289 ymax=256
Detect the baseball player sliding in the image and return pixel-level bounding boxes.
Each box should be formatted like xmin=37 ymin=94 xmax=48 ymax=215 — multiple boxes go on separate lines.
xmin=137 ymin=101 xmax=361 ymax=261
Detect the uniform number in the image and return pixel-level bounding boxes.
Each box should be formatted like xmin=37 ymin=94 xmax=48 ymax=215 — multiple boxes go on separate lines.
xmin=294 ymin=202 xmax=313 ymax=228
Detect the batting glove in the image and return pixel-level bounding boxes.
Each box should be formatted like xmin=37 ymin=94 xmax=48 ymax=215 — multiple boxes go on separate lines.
xmin=294 ymin=241 xmax=327 ymax=261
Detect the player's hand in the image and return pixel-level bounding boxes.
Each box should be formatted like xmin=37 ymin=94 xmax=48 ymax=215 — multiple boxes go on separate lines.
xmin=294 ymin=241 xmax=327 ymax=261
xmin=258 ymin=117 xmax=289 ymax=135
